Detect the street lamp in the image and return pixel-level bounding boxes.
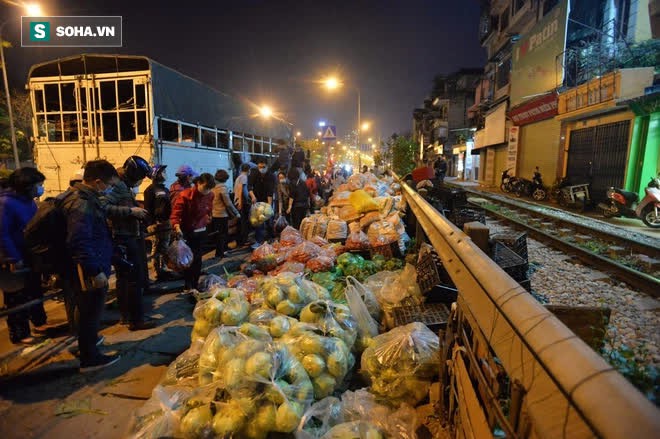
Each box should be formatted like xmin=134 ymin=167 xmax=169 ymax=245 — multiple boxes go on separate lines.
xmin=322 ymin=75 xmax=363 ymax=168
xmin=259 ymin=105 xmax=273 ymax=118
xmin=296 ymin=131 xmax=301 ymax=137
xmin=257 ymin=104 xmax=295 ymax=148
xmin=2 ymin=3 xmax=44 ymax=168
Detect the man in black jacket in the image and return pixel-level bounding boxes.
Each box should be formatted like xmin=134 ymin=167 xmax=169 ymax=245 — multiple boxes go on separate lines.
xmin=248 ymin=158 xmax=275 ymax=248
xmin=102 ymin=156 xmax=155 ymax=331
xmin=60 ymin=160 xmax=121 ymax=371
xmin=144 ymin=164 xmax=173 ymax=281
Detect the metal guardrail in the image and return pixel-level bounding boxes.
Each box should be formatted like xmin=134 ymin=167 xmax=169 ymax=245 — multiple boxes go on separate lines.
xmin=397 ymin=176 xmax=660 ymax=438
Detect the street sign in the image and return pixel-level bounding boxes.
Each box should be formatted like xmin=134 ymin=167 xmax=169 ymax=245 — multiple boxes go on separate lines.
xmin=321 ymin=125 xmax=336 ymax=140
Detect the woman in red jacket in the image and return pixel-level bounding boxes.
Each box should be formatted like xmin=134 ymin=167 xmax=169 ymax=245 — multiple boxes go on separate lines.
xmin=170 ymin=173 xmax=215 ymax=291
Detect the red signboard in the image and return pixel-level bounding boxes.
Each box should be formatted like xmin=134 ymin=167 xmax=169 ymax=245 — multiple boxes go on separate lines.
xmin=508 ymin=93 xmax=558 ymax=126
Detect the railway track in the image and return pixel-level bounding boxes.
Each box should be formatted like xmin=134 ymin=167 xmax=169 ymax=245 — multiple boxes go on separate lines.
xmin=450 ymin=187 xmax=660 ymax=298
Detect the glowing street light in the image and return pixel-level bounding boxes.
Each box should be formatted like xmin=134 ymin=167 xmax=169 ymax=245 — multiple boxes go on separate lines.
xmin=25 ymin=3 xmax=43 ymax=15
xmin=361 ymin=122 xmax=370 ymax=132
xmin=323 ymin=76 xmax=341 ymax=90
xmin=317 ymin=131 xmax=322 ymax=137
xmin=367 ymin=137 xmax=372 ymax=142
xmin=296 ymin=131 xmax=301 ymax=137
xmin=259 ymin=105 xmax=273 ymax=118
xmin=318 ymin=121 xmax=326 ymax=127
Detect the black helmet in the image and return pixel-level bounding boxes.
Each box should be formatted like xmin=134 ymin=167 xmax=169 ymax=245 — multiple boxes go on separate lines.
xmin=123 ymin=155 xmax=151 ymax=183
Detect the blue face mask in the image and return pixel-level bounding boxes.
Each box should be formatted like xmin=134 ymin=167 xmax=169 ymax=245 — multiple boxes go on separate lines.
xmin=35 ymin=185 xmax=44 ymax=197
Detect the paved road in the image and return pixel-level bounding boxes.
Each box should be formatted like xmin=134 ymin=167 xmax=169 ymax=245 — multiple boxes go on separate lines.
xmin=0 ymin=248 xmax=250 ymax=439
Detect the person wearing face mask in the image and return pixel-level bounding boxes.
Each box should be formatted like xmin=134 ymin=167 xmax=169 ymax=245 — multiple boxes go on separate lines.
xmin=59 ymin=160 xmax=122 ymax=371
xmin=277 ymin=170 xmax=290 ymax=221
xmin=211 ymin=169 xmax=240 ymax=259
xmin=248 ymin=158 xmax=275 ymax=249
xmin=171 ymin=173 xmax=215 ymax=292
xmin=101 ymin=156 xmax=155 ymax=331
xmin=144 ymin=164 xmax=174 ymax=281
xmin=0 ymin=167 xmax=48 ymax=344
xmin=286 ymin=167 xmax=310 ymax=230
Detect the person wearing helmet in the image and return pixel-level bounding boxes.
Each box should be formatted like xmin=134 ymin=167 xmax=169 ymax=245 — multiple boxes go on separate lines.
xmin=144 ymin=164 xmax=174 ymax=281
xmin=102 ymin=156 xmax=156 ymax=331
xmin=69 ymin=168 xmax=85 ymax=187
xmin=170 ymin=164 xmax=197 ymax=205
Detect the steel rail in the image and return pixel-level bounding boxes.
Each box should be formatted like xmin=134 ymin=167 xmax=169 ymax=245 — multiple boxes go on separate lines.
xmin=474 ymin=200 xmax=660 ymax=298
xmin=397 ymin=175 xmax=660 ymax=439
xmin=458 ymin=187 xmax=660 ymax=254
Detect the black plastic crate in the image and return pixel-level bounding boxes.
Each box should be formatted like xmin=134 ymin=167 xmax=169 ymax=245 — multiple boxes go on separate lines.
xmin=519 ymin=279 xmax=532 ymax=292
xmin=416 ymin=249 xmax=442 ymax=294
xmin=450 ymin=207 xmax=486 ymax=230
xmin=392 ymin=303 xmax=450 ymax=333
xmin=492 ymin=242 xmax=528 ymax=282
xmin=492 ymin=232 xmax=528 ymax=262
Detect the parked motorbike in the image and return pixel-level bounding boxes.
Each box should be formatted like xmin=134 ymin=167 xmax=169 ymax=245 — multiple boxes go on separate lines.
xmin=598 ymin=175 xmax=660 ymax=228
xmin=500 ymin=168 xmax=518 ymax=193
xmin=513 ymin=167 xmax=547 ymax=201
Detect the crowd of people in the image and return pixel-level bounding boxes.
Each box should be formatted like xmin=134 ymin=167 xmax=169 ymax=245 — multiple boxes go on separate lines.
xmin=0 ymin=143 xmax=368 ymax=372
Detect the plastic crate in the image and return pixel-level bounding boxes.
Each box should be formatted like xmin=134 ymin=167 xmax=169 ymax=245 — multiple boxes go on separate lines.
xmin=416 ymin=250 xmax=442 ymax=294
xmin=392 ymin=303 xmax=450 ymax=333
xmin=492 ymin=232 xmax=528 ymax=262
xmin=450 ymin=207 xmax=486 ymax=230
xmin=492 ymin=242 xmax=528 ymax=282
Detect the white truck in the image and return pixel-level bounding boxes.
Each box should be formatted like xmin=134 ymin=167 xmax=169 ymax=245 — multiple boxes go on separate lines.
xmin=26 ymin=54 xmax=291 ymax=197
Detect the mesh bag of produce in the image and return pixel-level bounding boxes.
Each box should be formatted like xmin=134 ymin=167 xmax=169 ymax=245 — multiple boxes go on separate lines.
xmin=253 ymin=273 xmax=330 ymax=318
xmin=361 ymin=322 xmax=440 ymax=406
xmin=367 ymin=221 xmax=399 ymax=247
xmin=191 ymin=288 xmax=249 ymax=343
xmin=287 ymin=241 xmax=323 ymax=263
xmin=281 ymin=226 xmax=304 ymax=247
xmin=299 ymin=300 xmax=358 ymax=350
xmin=127 ymin=383 xmax=195 ymax=439
xmin=296 ymin=388 xmax=417 ymax=439
xmin=359 ymin=211 xmax=381 ymax=230
xmin=251 ymin=242 xmax=278 ymax=272
xmin=248 ymin=308 xmax=298 ymax=339
xmin=250 ymin=202 xmax=274 ymax=226
xmin=345 ymin=230 xmax=370 ymax=251
xmin=306 ymin=256 xmax=335 ymax=273
xmin=269 ymin=261 xmax=306 ymax=276
xmin=281 ymin=323 xmax=354 ymax=400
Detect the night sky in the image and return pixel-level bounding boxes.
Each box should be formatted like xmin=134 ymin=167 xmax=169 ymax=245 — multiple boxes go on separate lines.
xmin=3 ymin=0 xmax=486 ymax=139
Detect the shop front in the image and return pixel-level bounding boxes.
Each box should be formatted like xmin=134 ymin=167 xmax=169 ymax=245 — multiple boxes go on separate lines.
xmin=508 ymin=92 xmax=562 ymax=183
xmin=556 ymin=68 xmax=654 ymax=201
xmin=473 ymin=101 xmax=508 ymax=186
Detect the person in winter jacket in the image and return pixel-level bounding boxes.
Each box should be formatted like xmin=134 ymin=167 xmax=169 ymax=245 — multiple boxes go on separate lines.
xmin=144 ymin=164 xmax=173 ymax=281
xmin=277 ymin=170 xmax=290 ymax=220
xmin=170 ymin=164 xmax=197 ymax=205
xmin=0 ymin=167 xmax=47 ymax=344
xmin=102 ymin=156 xmax=155 ymax=331
xmin=60 ymin=160 xmax=121 ymax=371
xmin=233 ymin=163 xmax=251 ymax=246
xmin=248 ymin=158 xmax=275 ymax=248
xmin=171 ymin=173 xmax=215 ymax=291
xmin=286 ymin=167 xmax=310 ymax=230
xmin=211 ymin=169 xmax=240 ymax=259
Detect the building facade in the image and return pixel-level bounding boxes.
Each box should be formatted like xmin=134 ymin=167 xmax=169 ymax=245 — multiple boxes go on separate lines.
xmin=471 ymin=0 xmax=656 ymax=199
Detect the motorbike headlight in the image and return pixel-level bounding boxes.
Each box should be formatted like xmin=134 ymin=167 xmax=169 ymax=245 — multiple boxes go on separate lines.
xmin=606 ymin=188 xmax=614 ymax=197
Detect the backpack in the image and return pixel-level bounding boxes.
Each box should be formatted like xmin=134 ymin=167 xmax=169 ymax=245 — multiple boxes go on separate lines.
xmin=23 ymin=192 xmax=70 ymax=274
